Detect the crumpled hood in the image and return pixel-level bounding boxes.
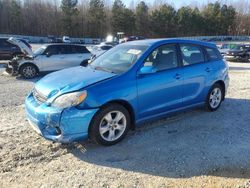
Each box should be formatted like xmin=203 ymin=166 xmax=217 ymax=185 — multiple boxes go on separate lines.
xmin=35 ymin=66 xmax=116 ymax=99
xmin=8 ymin=37 xmax=34 ymax=57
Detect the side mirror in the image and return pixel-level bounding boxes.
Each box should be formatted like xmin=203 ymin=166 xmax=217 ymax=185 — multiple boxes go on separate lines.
xmin=138 ymin=65 xmax=157 ymax=75
xmin=46 ymin=52 xmax=52 ymax=57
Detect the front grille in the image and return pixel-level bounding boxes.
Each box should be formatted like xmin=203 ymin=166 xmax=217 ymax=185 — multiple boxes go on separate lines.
xmin=33 ymin=89 xmax=47 ymax=104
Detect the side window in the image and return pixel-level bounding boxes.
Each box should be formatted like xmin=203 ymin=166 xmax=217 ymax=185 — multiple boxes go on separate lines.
xmin=77 ymin=46 xmax=90 ymax=53
xmin=205 ymin=47 xmax=220 ymax=61
xmin=2 ymin=40 xmax=12 ymax=47
xmin=180 ymin=44 xmax=205 ymax=66
xmin=144 ymin=44 xmax=178 ymax=71
xmin=58 ymin=46 xmax=68 ymax=54
xmin=44 ymin=45 xmax=59 ymax=55
xmin=66 ymin=45 xmax=75 ymax=54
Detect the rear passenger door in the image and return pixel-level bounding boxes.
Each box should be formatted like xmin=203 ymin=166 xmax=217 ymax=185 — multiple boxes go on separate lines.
xmin=39 ymin=45 xmax=63 ymax=71
xmin=63 ymin=45 xmax=91 ymax=68
xmin=179 ymin=43 xmax=212 ymax=106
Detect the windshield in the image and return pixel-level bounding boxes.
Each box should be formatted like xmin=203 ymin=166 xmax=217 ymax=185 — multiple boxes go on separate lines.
xmin=231 ymin=45 xmax=245 ymax=51
xmin=33 ymin=46 xmax=46 ymax=56
xmin=90 ymin=44 xmax=148 ymax=74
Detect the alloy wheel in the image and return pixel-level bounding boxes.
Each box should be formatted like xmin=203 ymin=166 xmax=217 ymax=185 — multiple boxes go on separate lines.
xmin=209 ymin=87 xmax=222 ymax=109
xmin=23 ymin=66 xmax=36 ymax=78
xmin=99 ymin=111 xmax=127 ymax=142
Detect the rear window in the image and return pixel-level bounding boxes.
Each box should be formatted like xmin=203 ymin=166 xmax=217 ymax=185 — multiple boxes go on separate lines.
xmin=205 ymin=47 xmax=221 ymax=61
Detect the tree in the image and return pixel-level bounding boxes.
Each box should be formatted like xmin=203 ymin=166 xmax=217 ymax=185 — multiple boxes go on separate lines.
xmin=88 ymin=0 xmax=106 ymax=37
xmin=176 ymin=6 xmax=203 ymax=36
xmin=150 ymin=4 xmax=177 ymax=37
xmin=61 ymin=0 xmax=78 ymax=36
xmin=111 ymin=0 xmax=135 ymax=35
xmin=111 ymin=0 xmax=126 ymax=33
xmin=135 ymin=1 xmax=150 ymax=37
xmin=202 ymin=2 xmax=236 ymax=35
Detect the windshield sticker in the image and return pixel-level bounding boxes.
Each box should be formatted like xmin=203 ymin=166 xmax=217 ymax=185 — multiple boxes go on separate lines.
xmin=127 ymin=49 xmax=142 ymax=55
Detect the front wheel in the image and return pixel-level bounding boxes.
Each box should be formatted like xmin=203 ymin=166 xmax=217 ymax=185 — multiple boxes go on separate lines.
xmin=20 ymin=64 xmax=38 ymax=79
xmin=89 ymin=104 xmax=131 ymax=146
xmin=205 ymin=84 xmax=224 ymax=111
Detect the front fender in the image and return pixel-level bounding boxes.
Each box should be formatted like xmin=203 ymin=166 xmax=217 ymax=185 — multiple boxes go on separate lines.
xmin=78 ymin=72 xmax=138 ymax=118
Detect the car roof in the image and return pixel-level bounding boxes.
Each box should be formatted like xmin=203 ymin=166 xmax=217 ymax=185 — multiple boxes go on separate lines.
xmin=46 ymin=43 xmax=85 ymax=47
xmin=0 ymin=37 xmax=9 ymax=40
xmin=125 ymin=38 xmax=217 ymax=48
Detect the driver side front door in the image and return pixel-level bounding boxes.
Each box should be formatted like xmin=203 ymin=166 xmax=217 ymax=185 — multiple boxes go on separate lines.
xmin=136 ymin=44 xmax=183 ymax=121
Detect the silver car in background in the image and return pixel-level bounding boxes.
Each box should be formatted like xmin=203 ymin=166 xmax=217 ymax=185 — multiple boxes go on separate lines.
xmin=6 ymin=38 xmax=91 ymax=78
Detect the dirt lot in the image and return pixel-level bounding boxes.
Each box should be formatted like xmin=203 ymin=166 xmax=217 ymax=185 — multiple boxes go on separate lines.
xmin=0 ymin=61 xmax=250 ymax=188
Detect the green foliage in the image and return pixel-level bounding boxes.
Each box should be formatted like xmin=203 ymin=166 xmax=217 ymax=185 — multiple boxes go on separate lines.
xmin=135 ymin=1 xmax=150 ymax=37
xmin=0 ymin=0 xmax=244 ymax=38
xmin=177 ymin=6 xmax=203 ymax=36
xmin=202 ymin=1 xmax=236 ymax=35
xmin=150 ymin=4 xmax=177 ymax=37
xmin=112 ymin=0 xmax=135 ymax=35
xmin=9 ymin=0 xmax=22 ymax=34
xmin=88 ymin=0 xmax=106 ymax=37
xmin=61 ymin=0 xmax=78 ymax=35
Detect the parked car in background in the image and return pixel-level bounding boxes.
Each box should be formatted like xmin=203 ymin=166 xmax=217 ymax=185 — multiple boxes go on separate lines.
xmin=224 ymin=44 xmax=250 ymax=62
xmin=6 ymin=38 xmax=91 ymax=78
xmin=25 ymin=39 xmax=229 ymax=146
xmin=0 ymin=37 xmax=31 ymax=60
xmin=63 ymin=36 xmax=71 ymax=43
xmin=218 ymin=43 xmax=238 ymax=56
xmin=120 ymin=36 xmax=145 ymax=43
xmin=90 ymin=44 xmax=113 ymax=59
xmin=49 ymin=38 xmax=63 ymax=43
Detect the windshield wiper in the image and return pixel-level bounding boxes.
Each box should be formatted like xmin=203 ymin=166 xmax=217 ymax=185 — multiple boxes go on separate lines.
xmin=91 ymin=65 xmax=114 ymax=74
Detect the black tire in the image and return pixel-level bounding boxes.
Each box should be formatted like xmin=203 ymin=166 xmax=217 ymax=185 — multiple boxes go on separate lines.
xmin=205 ymin=83 xmax=224 ymax=111
xmin=19 ymin=64 xmax=38 ymax=79
xmin=89 ymin=103 xmax=131 ymax=146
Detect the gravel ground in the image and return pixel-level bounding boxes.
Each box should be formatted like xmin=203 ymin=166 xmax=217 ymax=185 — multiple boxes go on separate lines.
xmin=0 ymin=61 xmax=250 ymax=188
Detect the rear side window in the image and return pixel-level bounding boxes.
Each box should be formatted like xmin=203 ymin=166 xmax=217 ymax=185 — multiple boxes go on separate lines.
xmin=77 ymin=46 xmax=90 ymax=53
xmin=180 ymin=44 xmax=205 ymax=66
xmin=205 ymin=47 xmax=221 ymax=61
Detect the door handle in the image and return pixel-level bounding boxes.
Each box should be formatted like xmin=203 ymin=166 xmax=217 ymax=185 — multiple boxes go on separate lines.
xmin=174 ymin=73 xmax=181 ymax=80
xmin=205 ymin=67 xmax=211 ymax=72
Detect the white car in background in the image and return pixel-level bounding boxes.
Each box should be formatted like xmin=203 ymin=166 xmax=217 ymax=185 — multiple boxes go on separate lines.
xmin=90 ymin=44 xmax=113 ymax=59
xmin=6 ymin=38 xmax=91 ymax=78
xmin=63 ymin=36 xmax=71 ymax=43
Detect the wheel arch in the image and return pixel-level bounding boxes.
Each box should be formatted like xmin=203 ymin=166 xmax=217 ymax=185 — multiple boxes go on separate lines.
xmin=88 ymin=99 xmax=136 ymax=134
xmin=213 ymin=80 xmax=225 ymax=100
xmin=18 ymin=62 xmax=39 ymax=74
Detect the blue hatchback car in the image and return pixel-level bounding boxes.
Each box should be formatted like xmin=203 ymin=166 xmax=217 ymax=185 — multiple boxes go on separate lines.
xmin=25 ymin=39 xmax=229 ymax=146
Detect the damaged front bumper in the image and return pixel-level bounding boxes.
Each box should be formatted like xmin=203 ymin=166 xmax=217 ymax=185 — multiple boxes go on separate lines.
xmin=5 ymin=57 xmax=20 ymax=76
xmin=25 ymin=92 xmax=98 ymax=143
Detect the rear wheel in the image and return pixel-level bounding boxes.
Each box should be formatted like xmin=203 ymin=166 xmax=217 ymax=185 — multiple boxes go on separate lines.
xmin=90 ymin=104 xmax=131 ymax=146
xmin=20 ymin=64 xmax=38 ymax=79
xmin=205 ymin=83 xmax=224 ymax=111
